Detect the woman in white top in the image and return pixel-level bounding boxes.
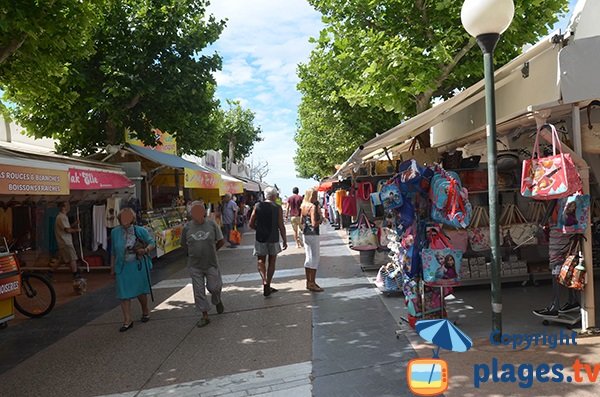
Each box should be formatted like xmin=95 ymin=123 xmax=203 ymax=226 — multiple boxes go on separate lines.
xmin=301 ymin=188 xmax=323 ymax=292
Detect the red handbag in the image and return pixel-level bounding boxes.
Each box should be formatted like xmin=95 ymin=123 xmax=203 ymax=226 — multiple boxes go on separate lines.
xmin=356 ymin=182 xmax=374 ymax=201
xmin=341 ymin=189 xmax=357 ymax=217
xmin=521 ymin=124 xmax=582 ymax=200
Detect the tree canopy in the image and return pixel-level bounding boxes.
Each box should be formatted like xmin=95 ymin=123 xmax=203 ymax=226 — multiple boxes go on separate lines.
xmin=295 ymin=0 xmax=568 ymax=179
xmin=214 ymin=100 xmax=263 ymax=169
xmin=1 ymin=0 xmax=224 ymax=156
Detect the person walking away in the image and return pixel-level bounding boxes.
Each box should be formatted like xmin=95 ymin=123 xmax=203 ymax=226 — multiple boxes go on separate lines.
xmin=110 ymin=208 xmax=155 ymax=332
xmin=54 ymin=202 xmax=84 ymax=283
xmin=221 ymin=194 xmax=239 ymax=248
xmin=301 ymin=189 xmax=324 ymax=292
xmin=249 ymin=187 xmax=288 ymax=297
xmin=286 ymin=187 xmax=304 ymax=248
xmin=181 ymin=201 xmax=225 ymax=328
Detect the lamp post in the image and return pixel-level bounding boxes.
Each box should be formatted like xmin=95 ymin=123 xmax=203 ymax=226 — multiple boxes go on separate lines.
xmin=461 ymin=0 xmax=514 ymax=342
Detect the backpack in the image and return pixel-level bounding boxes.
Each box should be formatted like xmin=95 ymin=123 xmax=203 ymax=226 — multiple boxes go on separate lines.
xmin=430 ymin=169 xmax=472 ymax=229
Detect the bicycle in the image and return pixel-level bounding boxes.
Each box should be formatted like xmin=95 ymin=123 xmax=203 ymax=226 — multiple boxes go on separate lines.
xmin=3 ymin=241 xmax=56 ymax=319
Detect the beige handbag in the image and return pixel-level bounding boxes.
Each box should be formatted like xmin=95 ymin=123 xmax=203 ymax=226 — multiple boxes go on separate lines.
xmin=467 ymin=206 xmax=491 ymax=252
xmin=399 ymin=138 xmax=439 ymax=166
xmin=527 ymin=201 xmax=547 ymax=225
xmin=500 ymin=204 xmax=538 ymax=247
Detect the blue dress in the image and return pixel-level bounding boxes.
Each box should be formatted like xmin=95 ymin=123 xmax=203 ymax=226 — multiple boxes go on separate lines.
xmin=111 ymin=226 xmax=155 ymax=300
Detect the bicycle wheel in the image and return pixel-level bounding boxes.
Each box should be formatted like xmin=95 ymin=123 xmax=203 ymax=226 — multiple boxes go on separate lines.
xmin=14 ymin=273 xmax=56 ymax=318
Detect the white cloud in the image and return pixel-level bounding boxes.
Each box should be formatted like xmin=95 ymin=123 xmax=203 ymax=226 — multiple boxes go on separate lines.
xmin=207 ymin=0 xmax=323 ymax=194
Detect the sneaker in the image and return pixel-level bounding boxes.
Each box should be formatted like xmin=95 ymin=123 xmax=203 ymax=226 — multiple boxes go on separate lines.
xmin=533 ymin=307 xmax=559 ymax=317
xmin=216 ymin=301 xmax=224 ymax=314
xmin=559 ymin=302 xmax=580 ymax=313
xmin=196 ymin=317 xmax=210 ymax=328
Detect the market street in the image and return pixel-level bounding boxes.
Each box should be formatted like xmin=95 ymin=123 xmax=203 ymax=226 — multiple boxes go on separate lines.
xmin=0 ymin=225 xmax=417 ymax=397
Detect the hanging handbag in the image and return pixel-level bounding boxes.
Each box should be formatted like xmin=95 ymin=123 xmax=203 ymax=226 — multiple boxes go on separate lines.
xmin=399 ymin=138 xmax=439 ymax=166
xmin=421 ymin=248 xmax=463 ymax=286
xmin=229 ymin=225 xmax=242 ymax=245
xmin=430 ymin=170 xmax=472 ymax=229
xmin=459 ymin=170 xmax=488 ymax=192
xmin=558 ymin=236 xmax=586 ymax=290
xmin=521 ymin=124 xmax=582 ymax=200
xmin=441 ymin=150 xmax=463 ymax=170
xmin=557 ymin=194 xmax=590 ymax=234
xmin=445 ymin=229 xmax=469 ymax=252
xmin=349 ymin=213 xmax=379 ymax=251
xmin=341 ymin=188 xmax=358 ymax=217
xmin=380 ymin=181 xmax=403 ymax=210
xmin=357 ymin=181 xmax=374 ymax=202
xmin=468 ymin=206 xmax=491 ymax=252
xmin=499 ymin=204 xmax=538 ymax=247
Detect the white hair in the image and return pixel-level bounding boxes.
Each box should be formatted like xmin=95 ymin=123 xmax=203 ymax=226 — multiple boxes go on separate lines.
xmin=264 ymin=187 xmax=279 ymax=200
xmin=190 ymin=200 xmax=205 ymax=208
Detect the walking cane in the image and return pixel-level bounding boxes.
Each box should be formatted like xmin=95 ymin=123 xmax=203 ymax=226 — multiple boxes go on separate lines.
xmin=143 ymin=255 xmax=154 ymax=302
xmin=77 ymin=207 xmax=90 ymax=272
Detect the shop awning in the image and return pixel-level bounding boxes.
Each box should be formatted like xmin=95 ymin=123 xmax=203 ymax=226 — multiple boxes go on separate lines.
xmin=69 ymin=168 xmax=133 ymax=190
xmin=126 ymin=144 xmax=221 ymax=189
xmin=318 ymin=181 xmax=333 ymax=191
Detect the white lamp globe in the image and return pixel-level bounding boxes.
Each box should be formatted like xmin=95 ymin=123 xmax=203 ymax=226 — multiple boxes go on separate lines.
xmin=461 ymin=0 xmax=515 ymax=38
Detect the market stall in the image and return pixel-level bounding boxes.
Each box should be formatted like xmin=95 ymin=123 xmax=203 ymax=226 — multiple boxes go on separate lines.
xmin=331 ymin=1 xmax=600 ymax=329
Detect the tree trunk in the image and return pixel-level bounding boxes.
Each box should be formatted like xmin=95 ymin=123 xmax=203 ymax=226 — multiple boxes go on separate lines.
xmin=415 ymin=93 xmax=433 ymax=148
xmin=106 ymin=119 xmax=118 ymax=145
xmin=0 ymin=34 xmax=27 ymax=65
xmin=227 ymin=135 xmax=236 ymax=173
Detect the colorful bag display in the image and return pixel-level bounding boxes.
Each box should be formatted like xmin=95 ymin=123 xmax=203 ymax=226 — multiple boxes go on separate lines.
xmin=499 ymin=204 xmax=538 ymax=247
xmin=380 ymin=181 xmax=403 ymax=210
xmin=558 ymin=236 xmax=586 ymax=290
xmin=421 ymin=248 xmax=463 ymax=286
xmin=557 ymin=194 xmax=590 ymax=234
xmin=349 ymin=213 xmax=379 ymax=251
xmin=399 ymin=138 xmax=439 ymax=166
xmin=357 ymin=182 xmax=374 ymax=201
xmin=521 ymin=124 xmax=582 ymax=200
xmin=468 ymin=206 xmax=491 ymax=252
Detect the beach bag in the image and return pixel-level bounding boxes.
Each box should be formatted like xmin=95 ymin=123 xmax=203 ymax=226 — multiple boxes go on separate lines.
xmin=229 ymin=225 xmax=241 ymax=245
xmin=445 ymin=229 xmax=469 ymax=252
xmin=421 ymin=248 xmax=463 ymax=286
xmin=427 ymin=226 xmax=454 ymax=250
xmin=441 ymin=151 xmax=463 ymax=170
xmin=558 ymin=236 xmax=586 ymax=290
xmin=468 ymin=206 xmax=491 ymax=252
xmin=459 ymin=170 xmax=488 ymax=192
xmin=341 ymin=189 xmax=357 ymax=217
xmin=521 ymin=124 xmax=582 ymax=200
xmin=357 ymin=182 xmax=374 ymax=201
xmin=430 ymin=170 xmax=472 ymax=228
xmin=399 ymin=138 xmax=439 ymax=166
xmin=349 ymin=213 xmax=379 ymax=251
xmin=499 ymin=204 xmax=538 ymax=247
xmin=375 ymin=159 xmax=397 ymax=175
xmin=557 ymin=194 xmax=590 ymax=234
xmin=380 ymin=181 xmax=403 ymax=210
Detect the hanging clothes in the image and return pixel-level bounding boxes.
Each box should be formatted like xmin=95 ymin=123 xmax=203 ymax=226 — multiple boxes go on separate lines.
xmin=92 ymin=204 xmax=107 ymax=251
xmin=335 ymin=190 xmax=347 ymax=214
xmin=0 ymin=207 xmax=13 ymax=241
xmin=106 ymin=197 xmax=121 ymax=229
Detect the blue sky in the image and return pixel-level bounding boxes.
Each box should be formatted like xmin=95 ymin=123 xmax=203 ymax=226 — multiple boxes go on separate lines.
xmin=207 ymin=0 xmax=578 ymax=199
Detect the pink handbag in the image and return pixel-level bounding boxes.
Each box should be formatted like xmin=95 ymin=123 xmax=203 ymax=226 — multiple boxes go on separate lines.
xmin=341 ymin=189 xmax=357 ymax=217
xmin=521 ymin=124 xmax=582 ymax=200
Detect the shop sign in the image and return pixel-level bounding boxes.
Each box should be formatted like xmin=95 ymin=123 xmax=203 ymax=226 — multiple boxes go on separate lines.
xmin=126 ymin=129 xmax=177 ymax=155
xmin=0 ymin=165 xmax=69 ymax=195
xmin=69 ymin=168 xmax=133 ymax=190
xmin=155 ymin=225 xmax=183 ymax=258
xmin=0 ymin=274 xmax=21 ymax=300
xmin=220 ymin=180 xmax=244 ymax=195
xmin=184 ymin=168 xmax=220 ymax=189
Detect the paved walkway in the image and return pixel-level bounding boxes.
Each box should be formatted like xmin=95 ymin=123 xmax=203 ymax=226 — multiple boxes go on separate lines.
xmin=3 ymin=223 xmax=600 ymax=396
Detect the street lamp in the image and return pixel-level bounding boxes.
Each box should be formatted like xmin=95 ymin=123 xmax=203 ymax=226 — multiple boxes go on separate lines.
xmin=461 ymin=0 xmax=514 ymax=341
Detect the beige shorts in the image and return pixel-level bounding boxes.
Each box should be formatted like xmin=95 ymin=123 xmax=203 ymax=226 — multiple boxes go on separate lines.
xmin=290 ymin=216 xmax=302 ymax=233
xmin=58 ymin=245 xmax=78 ymax=264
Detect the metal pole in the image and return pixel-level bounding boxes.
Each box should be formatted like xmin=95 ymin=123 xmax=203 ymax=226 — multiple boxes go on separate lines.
xmin=478 ymin=33 xmax=502 ymax=342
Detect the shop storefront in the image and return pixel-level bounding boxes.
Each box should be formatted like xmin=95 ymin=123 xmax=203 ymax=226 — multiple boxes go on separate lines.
xmin=329 ymin=2 xmax=600 ymax=330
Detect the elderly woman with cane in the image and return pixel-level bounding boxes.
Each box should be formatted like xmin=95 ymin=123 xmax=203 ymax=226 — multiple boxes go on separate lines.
xmin=110 ymin=207 xmax=155 ymax=332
